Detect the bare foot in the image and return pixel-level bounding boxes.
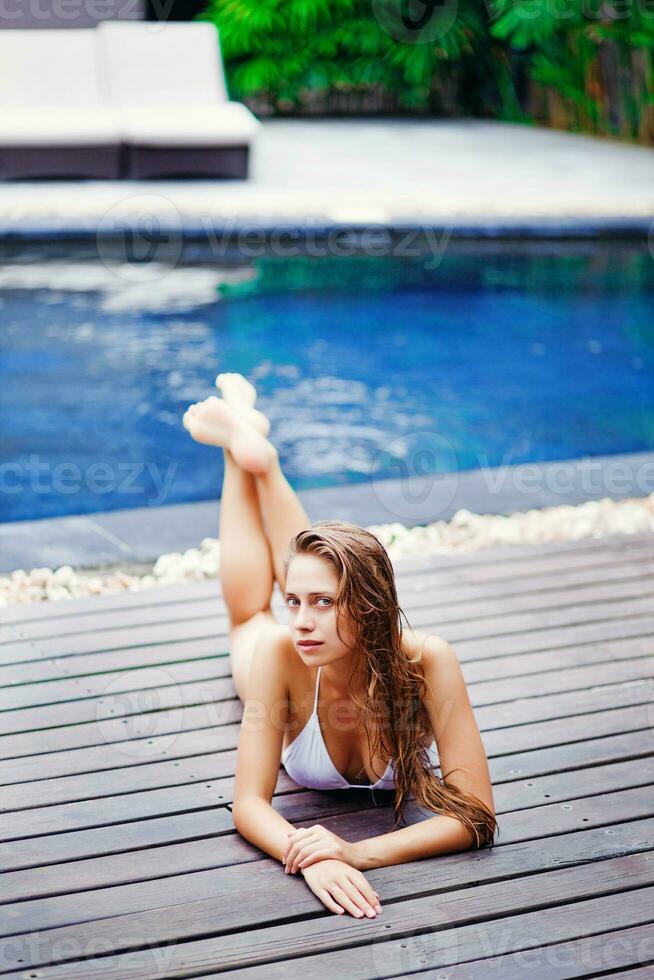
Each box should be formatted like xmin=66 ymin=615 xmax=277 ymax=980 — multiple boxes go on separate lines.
xmin=216 ymin=372 xmax=270 ymax=437
xmin=183 ymin=396 xmax=274 ymax=475
xmin=215 ymin=372 xmax=257 ymax=408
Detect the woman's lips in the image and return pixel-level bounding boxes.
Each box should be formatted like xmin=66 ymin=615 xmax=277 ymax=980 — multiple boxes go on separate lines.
xmin=297 ymin=640 xmax=323 ymax=648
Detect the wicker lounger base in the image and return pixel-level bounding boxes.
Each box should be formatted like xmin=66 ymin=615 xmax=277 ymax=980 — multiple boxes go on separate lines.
xmin=126 ymin=144 xmax=250 ymax=179
xmin=0 ymin=145 xmax=121 ymax=180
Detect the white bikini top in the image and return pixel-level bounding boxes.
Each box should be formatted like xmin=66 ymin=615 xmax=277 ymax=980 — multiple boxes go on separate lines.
xmin=281 ymin=664 xmax=439 ymax=792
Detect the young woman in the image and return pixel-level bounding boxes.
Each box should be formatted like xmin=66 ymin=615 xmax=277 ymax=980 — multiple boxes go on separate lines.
xmin=183 ymin=372 xmax=496 ymax=920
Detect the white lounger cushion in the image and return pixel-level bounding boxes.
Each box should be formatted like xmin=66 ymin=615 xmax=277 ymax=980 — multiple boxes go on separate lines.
xmin=99 ymin=21 xmax=260 ymax=146
xmin=0 ymin=29 xmax=104 ymax=108
xmin=0 ymin=108 xmax=120 ymax=145
xmin=118 ymin=103 xmax=260 ymax=146
xmin=99 ymin=21 xmax=230 ymax=106
xmin=0 ymin=30 xmax=120 ymax=145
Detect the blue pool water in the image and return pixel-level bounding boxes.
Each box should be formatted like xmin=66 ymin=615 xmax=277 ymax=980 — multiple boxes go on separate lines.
xmin=1 ymin=244 xmax=653 ymax=523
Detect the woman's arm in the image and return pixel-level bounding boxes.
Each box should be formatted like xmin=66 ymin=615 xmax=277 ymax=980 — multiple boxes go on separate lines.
xmin=231 ymin=627 xmax=298 ymax=862
xmin=232 ymin=627 xmax=383 ymax=918
xmin=354 ymin=633 xmax=495 ymax=869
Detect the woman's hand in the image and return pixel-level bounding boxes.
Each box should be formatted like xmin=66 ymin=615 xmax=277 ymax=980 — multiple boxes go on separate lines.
xmin=283 ymin=824 xmax=361 ymax=873
xmin=300 ymin=859 xmax=382 ymax=918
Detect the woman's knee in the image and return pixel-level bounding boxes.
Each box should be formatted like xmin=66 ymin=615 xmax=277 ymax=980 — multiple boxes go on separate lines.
xmin=228 ymin=605 xmax=276 ymax=631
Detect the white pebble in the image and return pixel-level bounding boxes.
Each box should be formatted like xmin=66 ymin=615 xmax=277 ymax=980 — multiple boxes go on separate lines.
xmin=53 ymin=566 xmax=75 ymax=586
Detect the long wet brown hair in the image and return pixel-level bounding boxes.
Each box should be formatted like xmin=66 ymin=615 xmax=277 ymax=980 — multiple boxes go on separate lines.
xmin=283 ymin=520 xmax=497 ymax=849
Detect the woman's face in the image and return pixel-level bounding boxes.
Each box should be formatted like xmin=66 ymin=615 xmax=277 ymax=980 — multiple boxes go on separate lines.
xmin=284 ymin=553 xmax=357 ymax=665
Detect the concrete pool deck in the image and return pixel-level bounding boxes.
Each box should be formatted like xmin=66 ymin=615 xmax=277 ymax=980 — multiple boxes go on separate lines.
xmin=1 ymin=450 xmax=653 ymax=573
xmin=1 ymin=120 xmax=653 ymax=239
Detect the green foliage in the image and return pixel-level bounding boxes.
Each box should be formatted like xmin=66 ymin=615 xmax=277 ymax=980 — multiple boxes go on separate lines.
xmin=489 ymin=0 xmax=654 ymax=138
xmin=196 ymin=0 xmax=654 ymax=141
xmin=197 ymin=0 xmax=493 ymax=114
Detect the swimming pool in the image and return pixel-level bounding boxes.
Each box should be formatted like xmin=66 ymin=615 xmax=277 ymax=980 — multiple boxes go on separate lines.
xmin=1 ymin=243 xmax=652 ymax=523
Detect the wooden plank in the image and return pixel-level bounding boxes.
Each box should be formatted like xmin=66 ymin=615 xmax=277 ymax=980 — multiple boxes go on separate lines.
xmin=439 ymin=923 xmax=654 ymax=979
xmin=0 ymin=806 xmax=243 ymax=872
xmin=409 ymin=595 xmax=654 ymax=641
xmin=1 ymin=856 xmax=652 ymax=978
xmin=601 ymin=968 xmax=654 ymax=980
xmin=0 ymin=657 xmax=229 ymax=712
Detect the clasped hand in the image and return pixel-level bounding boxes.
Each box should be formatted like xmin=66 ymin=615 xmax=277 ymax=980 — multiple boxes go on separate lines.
xmin=283 ymin=823 xmax=360 ymax=874
xmin=283 ymin=825 xmax=381 ymax=919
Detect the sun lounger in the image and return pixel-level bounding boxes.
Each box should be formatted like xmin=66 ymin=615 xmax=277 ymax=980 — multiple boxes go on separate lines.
xmin=99 ymin=21 xmax=260 ymax=179
xmin=0 ymin=29 xmax=121 ymax=180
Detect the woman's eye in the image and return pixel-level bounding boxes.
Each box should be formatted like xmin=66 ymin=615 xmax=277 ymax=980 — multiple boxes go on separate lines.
xmin=286 ymin=597 xmax=331 ymax=607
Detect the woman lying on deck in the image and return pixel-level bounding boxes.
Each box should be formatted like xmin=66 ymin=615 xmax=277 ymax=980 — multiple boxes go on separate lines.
xmin=183 ymin=372 xmax=496 ymax=920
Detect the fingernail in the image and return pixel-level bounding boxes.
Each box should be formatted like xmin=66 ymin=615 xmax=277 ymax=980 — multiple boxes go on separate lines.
xmin=375 ymin=905 xmax=382 ymax=913
xmin=355 ymin=910 xmax=363 ymax=917
xmin=365 ymin=909 xmax=376 ymax=917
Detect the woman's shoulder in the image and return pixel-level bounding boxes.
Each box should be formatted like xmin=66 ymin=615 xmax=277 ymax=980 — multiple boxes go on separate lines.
xmin=258 ymin=623 xmax=297 ymax=662
xmin=262 ymin=624 xmax=311 ymax=683
xmin=401 ymin=628 xmax=455 ymax=667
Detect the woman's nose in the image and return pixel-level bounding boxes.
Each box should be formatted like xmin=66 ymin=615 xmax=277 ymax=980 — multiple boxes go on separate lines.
xmin=295 ymin=607 xmax=314 ymax=629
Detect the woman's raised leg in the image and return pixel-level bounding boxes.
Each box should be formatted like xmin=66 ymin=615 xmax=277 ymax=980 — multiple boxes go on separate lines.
xmin=218 ymin=447 xmax=278 ymax=702
xmin=183 ymin=372 xmax=313 ymax=697
xmin=184 ymin=372 xmax=278 ymax=702
xmin=254 ymin=446 xmax=311 ymax=593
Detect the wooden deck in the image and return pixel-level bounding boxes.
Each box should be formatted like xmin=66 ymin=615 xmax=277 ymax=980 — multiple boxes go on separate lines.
xmin=0 ymin=530 xmax=653 ymax=979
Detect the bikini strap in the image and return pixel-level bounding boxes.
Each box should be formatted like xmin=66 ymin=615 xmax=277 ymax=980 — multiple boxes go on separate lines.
xmin=312 ymin=666 xmax=321 ymax=715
